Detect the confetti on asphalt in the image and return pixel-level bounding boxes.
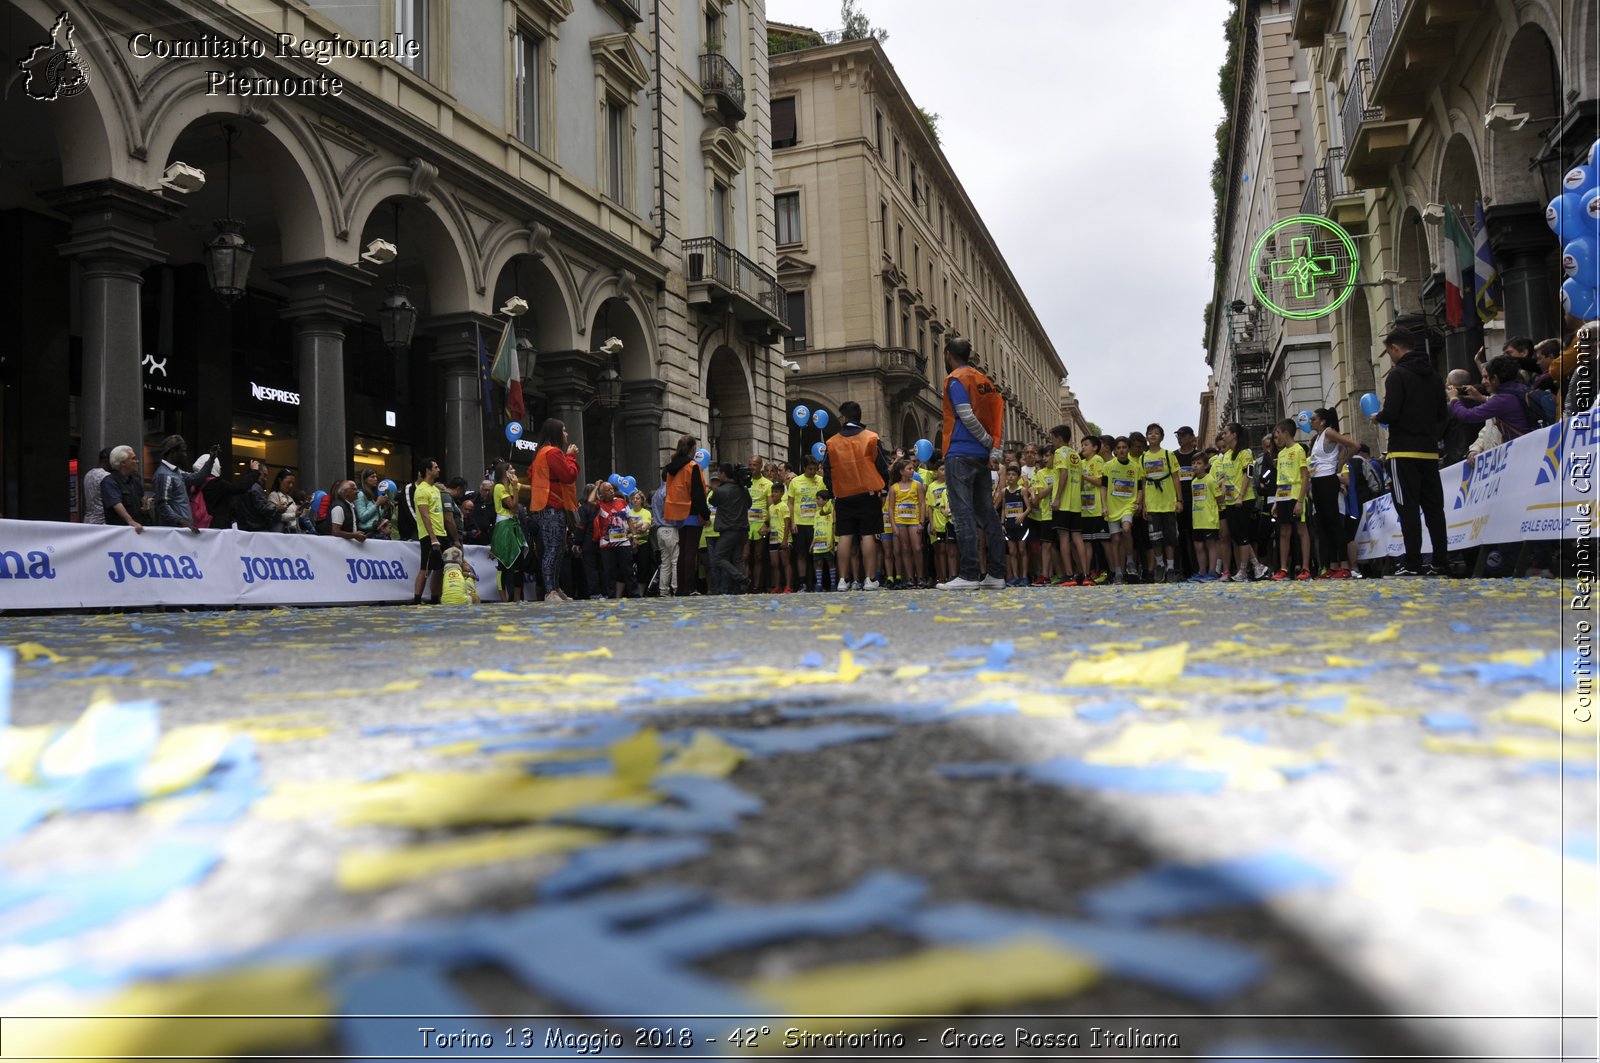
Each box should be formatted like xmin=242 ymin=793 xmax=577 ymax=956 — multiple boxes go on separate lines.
xmin=1078 ymin=851 xmax=1338 ymax=923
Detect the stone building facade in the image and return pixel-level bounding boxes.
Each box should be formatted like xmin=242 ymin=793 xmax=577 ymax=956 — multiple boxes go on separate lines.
xmin=1206 ymin=0 xmax=1597 ymax=446
xmin=0 ymin=0 xmax=787 ymax=520
xmin=767 ymin=28 xmax=1070 ymax=461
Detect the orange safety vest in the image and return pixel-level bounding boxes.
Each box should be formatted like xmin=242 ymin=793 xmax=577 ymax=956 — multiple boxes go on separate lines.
xmin=941 ymin=364 xmax=1004 ymax=457
xmin=828 ymin=429 xmax=885 ymax=498
xmin=527 ymin=446 xmax=576 ymax=512
xmin=662 ymin=462 xmax=701 ymax=521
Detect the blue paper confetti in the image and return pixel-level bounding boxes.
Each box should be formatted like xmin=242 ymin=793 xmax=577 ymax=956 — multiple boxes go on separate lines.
xmin=1420 ymin=711 xmax=1478 ymax=734
xmin=1078 ymin=851 xmax=1338 ymax=923
xmin=539 ymin=838 xmax=712 ymax=899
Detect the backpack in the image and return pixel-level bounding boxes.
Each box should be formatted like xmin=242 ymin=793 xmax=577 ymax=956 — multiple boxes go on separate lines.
xmin=309 ymin=490 xmax=330 ymax=535
xmin=1523 ymin=388 xmax=1556 ymax=431
xmin=395 ymin=483 xmax=418 ymax=540
xmin=188 ymin=479 xmax=213 ymax=530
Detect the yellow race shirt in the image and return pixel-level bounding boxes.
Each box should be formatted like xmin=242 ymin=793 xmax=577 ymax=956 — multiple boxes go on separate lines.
xmin=1052 ymin=445 xmax=1081 ymax=514
xmin=891 ymin=482 xmax=921 ymax=526
xmin=1080 ymin=456 xmax=1106 ymax=518
xmin=768 ymin=497 xmax=790 ymax=545
xmin=1104 ymin=458 xmax=1142 ymax=523
xmin=441 ymin=564 xmax=470 ymax=605
xmin=1218 ymin=448 xmax=1254 ymax=504
xmin=788 ymin=473 xmax=824 ymax=526
xmin=1141 ymin=449 xmax=1179 ymax=513
xmin=1028 ymin=467 xmax=1057 ymax=521
xmin=1190 ymin=469 xmax=1220 ymax=531
xmin=413 ymin=480 xmax=446 ymax=540
xmin=704 ymin=491 xmax=719 ymax=540
xmin=812 ymin=505 xmax=836 ymax=554
xmin=628 ymin=506 xmax=652 ymax=547
xmin=1275 ymin=443 xmax=1308 ymax=502
xmin=927 ymin=481 xmax=950 ymax=532
xmin=747 ymin=476 xmax=772 ymax=526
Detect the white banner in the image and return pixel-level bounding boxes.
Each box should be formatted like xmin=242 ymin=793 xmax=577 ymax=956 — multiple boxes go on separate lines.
xmin=1354 ymin=407 xmax=1598 ymax=560
xmin=0 ymin=522 xmax=502 ymax=609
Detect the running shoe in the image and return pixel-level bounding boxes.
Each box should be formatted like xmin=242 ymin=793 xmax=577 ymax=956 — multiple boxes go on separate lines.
xmin=862 ymin=579 xmax=881 ymax=590
xmin=978 ymin=574 xmax=1008 ymax=589
xmin=1327 ymin=568 xmax=1350 ymax=579
xmin=1252 ymin=561 xmax=1272 ymax=581
xmin=1186 ymin=572 xmax=1208 ymax=582
xmin=1093 ymin=571 xmax=1110 ymax=585
xmin=1270 ymin=570 xmax=1290 ymax=581
xmin=1295 ymin=568 xmax=1312 ymax=581
xmin=1390 ymin=565 xmax=1423 ymax=577
xmin=936 ymin=576 xmax=983 ymax=590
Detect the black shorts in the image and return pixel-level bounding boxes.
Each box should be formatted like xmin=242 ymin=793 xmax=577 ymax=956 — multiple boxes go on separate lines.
xmin=1146 ymin=512 xmax=1178 ymax=544
xmin=1026 ymin=517 xmax=1054 ymax=543
xmin=1078 ymin=515 xmax=1108 ymax=540
xmin=1271 ymin=499 xmax=1304 ymax=523
xmin=1192 ymin=527 xmax=1219 ymax=542
xmin=1005 ymin=521 xmax=1026 ymax=543
xmin=1225 ymin=501 xmax=1255 ymax=543
xmin=791 ymin=525 xmax=814 ymax=558
xmin=834 ymin=493 xmax=882 ymax=538
xmin=1131 ymin=516 xmax=1149 ymax=550
xmin=419 ymin=539 xmax=444 ymax=572
xmin=1053 ymin=509 xmax=1077 ymax=533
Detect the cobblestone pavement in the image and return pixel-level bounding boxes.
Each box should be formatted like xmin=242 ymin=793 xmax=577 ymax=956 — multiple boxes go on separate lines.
xmin=0 ymin=580 xmax=1594 ymax=1061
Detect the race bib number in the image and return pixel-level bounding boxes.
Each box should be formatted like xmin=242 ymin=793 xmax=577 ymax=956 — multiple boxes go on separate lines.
xmin=1111 ymin=477 xmax=1136 ymax=499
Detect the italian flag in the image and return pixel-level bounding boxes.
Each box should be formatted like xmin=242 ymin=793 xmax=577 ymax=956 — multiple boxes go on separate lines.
xmin=1442 ymin=202 xmax=1474 ymax=329
xmin=488 ymin=319 xmax=525 ymax=424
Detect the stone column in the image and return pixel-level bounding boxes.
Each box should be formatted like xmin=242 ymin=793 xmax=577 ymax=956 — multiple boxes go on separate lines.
xmin=45 ymin=181 xmax=180 ymax=471
xmin=537 ymin=350 xmax=601 ymax=482
xmin=620 ymin=379 xmax=666 ymax=484
xmin=268 ymin=260 xmax=370 ymax=493
xmin=425 ymin=312 xmax=500 ymax=482
xmin=1487 ymin=203 xmax=1561 ymax=344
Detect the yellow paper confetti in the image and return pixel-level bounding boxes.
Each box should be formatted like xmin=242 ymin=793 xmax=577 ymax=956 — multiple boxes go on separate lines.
xmin=2 ymin=964 xmax=329 ymax=1060
xmin=552 ymin=647 xmax=613 ymax=660
xmin=1424 ymin=735 xmax=1584 ymax=762
xmin=1085 ymin=720 xmax=1322 ymax=791
xmin=891 ymin=665 xmax=931 ymax=680
xmin=338 ymin=825 xmax=604 ymax=891
xmin=13 ymin=642 xmax=65 ymax=664
xmin=1063 ymin=643 xmax=1187 ymax=686
xmin=661 ymin=730 xmax=746 ymax=778
xmin=1495 ymin=692 xmax=1598 ymax=736
xmin=1364 ymin=623 xmax=1401 ymax=644
xmin=260 ymin=770 xmax=651 ymax=828
xmin=747 ymin=938 xmax=1097 ymax=1028
xmin=610 ymin=729 xmax=662 ymax=787
xmin=1352 ymin=838 xmax=1597 ymax=916
xmin=1 ymin=724 xmax=55 ymax=785
xmin=135 ymin=725 xmax=234 ymax=798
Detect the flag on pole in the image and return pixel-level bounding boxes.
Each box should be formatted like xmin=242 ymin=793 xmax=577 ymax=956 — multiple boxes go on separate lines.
xmin=488 ymin=319 xmax=525 ymax=424
xmin=1472 ymin=198 xmax=1501 ymax=323
xmin=476 ymin=324 xmax=496 ymax=426
xmin=1441 ymin=202 xmax=1474 ymax=328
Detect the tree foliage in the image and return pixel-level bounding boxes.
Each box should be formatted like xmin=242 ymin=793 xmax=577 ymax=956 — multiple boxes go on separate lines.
xmin=918 ymin=107 xmax=941 ymax=144
xmin=1207 ymin=0 xmax=1243 ymax=346
xmin=1085 ymin=421 xmax=1102 ymax=439
xmin=840 ymin=0 xmax=888 ymax=42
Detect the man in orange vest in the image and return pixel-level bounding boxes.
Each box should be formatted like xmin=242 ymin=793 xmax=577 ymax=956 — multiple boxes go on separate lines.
xmin=821 ymin=400 xmax=891 ymax=590
xmin=938 ymin=335 xmax=1007 ymax=590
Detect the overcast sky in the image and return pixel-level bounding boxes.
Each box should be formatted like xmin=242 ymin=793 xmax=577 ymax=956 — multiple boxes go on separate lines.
xmin=768 ymin=0 xmax=1234 ymax=437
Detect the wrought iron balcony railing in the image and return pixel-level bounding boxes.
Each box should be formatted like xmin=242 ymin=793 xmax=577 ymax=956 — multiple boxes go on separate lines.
xmin=1368 ymin=0 xmax=1401 ymax=84
xmin=1339 ymin=59 xmax=1383 ymax=156
xmin=768 ymin=28 xmax=844 ymax=56
xmin=683 ymin=236 xmax=787 ymax=328
xmin=1301 ymin=165 xmax=1329 ymax=217
xmin=699 ymin=53 xmax=745 ymax=119
xmin=1325 ymin=146 xmax=1350 ymax=198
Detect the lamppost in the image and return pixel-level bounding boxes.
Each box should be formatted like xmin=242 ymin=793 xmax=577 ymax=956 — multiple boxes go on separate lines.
xmin=377 ymin=202 xmax=417 ymax=353
xmin=204 ymin=124 xmax=253 ymax=305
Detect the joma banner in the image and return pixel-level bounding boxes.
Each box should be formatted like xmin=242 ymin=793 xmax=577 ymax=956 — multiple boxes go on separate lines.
xmin=0 ymin=522 xmax=500 ymax=609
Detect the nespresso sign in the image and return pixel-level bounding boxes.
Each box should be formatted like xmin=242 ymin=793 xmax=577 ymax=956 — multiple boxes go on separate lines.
xmin=250 ymin=382 xmax=301 ymax=407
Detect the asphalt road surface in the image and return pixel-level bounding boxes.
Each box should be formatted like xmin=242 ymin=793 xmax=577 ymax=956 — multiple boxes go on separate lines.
xmin=0 ymin=580 xmax=1594 ymax=1061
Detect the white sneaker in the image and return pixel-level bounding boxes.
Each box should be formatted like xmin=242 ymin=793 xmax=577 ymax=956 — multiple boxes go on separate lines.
xmin=862 ymin=579 xmax=881 ymax=590
xmin=979 ymin=574 xmax=1007 ymax=589
xmin=936 ymin=576 xmax=984 ymax=590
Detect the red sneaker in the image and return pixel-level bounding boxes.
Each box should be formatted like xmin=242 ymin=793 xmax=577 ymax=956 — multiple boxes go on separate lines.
xmin=1270 ymin=570 xmax=1290 ymax=581
xmin=1328 ymin=568 xmax=1350 ymax=579
xmin=1295 ymin=568 xmax=1312 ymax=581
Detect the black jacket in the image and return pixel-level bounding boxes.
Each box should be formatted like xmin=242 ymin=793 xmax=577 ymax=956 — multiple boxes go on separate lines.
xmin=1376 ymin=351 xmax=1448 ymax=456
xmin=200 ymin=474 xmax=255 ymax=529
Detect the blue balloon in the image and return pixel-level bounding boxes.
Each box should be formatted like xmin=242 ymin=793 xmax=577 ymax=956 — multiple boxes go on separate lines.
xmin=1359 ymin=391 xmax=1381 ymax=418
xmin=914 ymin=438 xmax=934 ymax=463
xmin=1586 ymin=187 xmax=1600 ymax=229
xmin=505 ymin=421 xmax=523 ymax=443
xmin=810 ymin=441 xmax=827 ymax=462
xmin=1296 ymin=410 xmax=1314 ymax=435
xmin=812 ymin=408 xmax=829 ymax=429
xmin=792 ymin=404 xmax=810 ymax=427
xmin=1566 ymin=239 xmax=1597 ymax=282
xmin=1548 ymin=192 xmax=1586 ymax=243
xmin=1564 ymin=163 xmax=1599 ymax=199
xmin=694 ymin=448 xmax=711 ymax=469
xmin=620 ymin=475 xmax=637 ymax=495
xmin=1562 ymin=277 xmax=1600 ymax=321
xmin=378 ymin=479 xmax=396 ymax=496
xmin=1589 ymin=138 xmax=1600 ymax=168
xmin=608 ymin=473 xmax=623 ymax=488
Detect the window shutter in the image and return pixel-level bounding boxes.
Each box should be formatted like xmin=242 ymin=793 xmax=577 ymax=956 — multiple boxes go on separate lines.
xmin=772 ymin=98 xmax=797 ymax=148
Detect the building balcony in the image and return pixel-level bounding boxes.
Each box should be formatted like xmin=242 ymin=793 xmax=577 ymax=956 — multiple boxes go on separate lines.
xmin=1323 ymin=147 xmax=1365 ymax=227
xmin=1339 ymin=60 xmax=1413 ymax=188
xmin=699 ymin=53 xmax=745 ymax=123
xmin=1291 ymin=0 xmax=1335 ymax=48
xmin=600 ymin=0 xmax=642 ymax=25
xmin=684 ymin=236 xmax=787 ymax=340
xmin=1300 ymin=165 xmax=1329 ymax=218
xmin=882 ymin=346 xmax=928 ymax=385
xmin=1369 ymin=0 xmax=1478 ymax=111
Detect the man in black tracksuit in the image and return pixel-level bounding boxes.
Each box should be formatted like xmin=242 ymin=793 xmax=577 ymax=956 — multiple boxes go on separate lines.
xmin=1371 ymin=326 xmax=1450 ymax=576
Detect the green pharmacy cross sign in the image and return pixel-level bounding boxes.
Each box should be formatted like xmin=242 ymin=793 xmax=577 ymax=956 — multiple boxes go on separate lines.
xmin=1250 ymin=215 xmax=1359 ymax=320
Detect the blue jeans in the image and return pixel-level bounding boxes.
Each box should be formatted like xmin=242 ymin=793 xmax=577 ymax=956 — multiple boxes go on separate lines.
xmin=945 ymin=454 xmax=1005 ymax=581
